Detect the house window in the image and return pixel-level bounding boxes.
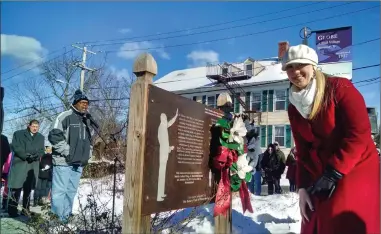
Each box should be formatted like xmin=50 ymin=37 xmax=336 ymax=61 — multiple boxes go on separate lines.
xmin=274 ymin=126 xmax=285 ymax=147
xmin=246 ymin=64 xmax=253 ymax=76
xmin=251 ymin=92 xmax=261 ymax=111
xmin=222 ymin=67 xmax=228 ymax=76
xmin=207 ymin=95 xmax=216 ymax=108
xmin=275 ymin=90 xmax=287 ymax=110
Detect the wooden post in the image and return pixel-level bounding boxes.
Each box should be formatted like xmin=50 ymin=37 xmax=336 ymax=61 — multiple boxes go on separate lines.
xmin=214 ymin=93 xmax=233 ymax=234
xmin=122 ymin=53 xmax=157 ymax=233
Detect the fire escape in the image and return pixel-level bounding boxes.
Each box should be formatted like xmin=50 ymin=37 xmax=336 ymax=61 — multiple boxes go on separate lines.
xmin=206 ymin=62 xmax=262 ymax=122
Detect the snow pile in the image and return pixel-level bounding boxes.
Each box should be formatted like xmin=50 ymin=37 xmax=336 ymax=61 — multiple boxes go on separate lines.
xmin=71 ymin=173 xmax=301 ymax=233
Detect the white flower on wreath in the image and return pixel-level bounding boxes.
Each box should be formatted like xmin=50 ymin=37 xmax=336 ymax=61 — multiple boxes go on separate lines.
xmin=236 ymin=153 xmax=253 ymax=179
xmin=228 ymin=116 xmax=247 ymax=144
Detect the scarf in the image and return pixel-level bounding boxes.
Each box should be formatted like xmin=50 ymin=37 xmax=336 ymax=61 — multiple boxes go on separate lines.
xmin=288 ymin=78 xmax=317 ymax=119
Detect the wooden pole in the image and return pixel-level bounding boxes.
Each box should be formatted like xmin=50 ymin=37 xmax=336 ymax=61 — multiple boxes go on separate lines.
xmin=122 ymin=53 xmax=157 ymax=234
xmin=214 ymin=93 xmax=233 ymax=234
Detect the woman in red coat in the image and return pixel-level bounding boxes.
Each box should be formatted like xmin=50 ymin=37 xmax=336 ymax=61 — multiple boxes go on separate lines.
xmin=285 ymin=147 xmax=297 ymax=192
xmin=282 ymin=44 xmax=380 ymax=234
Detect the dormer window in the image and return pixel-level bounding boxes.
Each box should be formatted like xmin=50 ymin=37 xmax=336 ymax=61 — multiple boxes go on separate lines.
xmin=246 ymin=63 xmax=253 ymax=77
xmin=222 ymin=67 xmax=228 ymax=75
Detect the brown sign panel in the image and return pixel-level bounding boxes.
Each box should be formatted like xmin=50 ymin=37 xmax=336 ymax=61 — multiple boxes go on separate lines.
xmin=141 ymin=85 xmax=224 ymax=215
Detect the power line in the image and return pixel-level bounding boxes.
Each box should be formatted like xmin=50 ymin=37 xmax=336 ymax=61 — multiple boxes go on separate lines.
xmin=90 ymin=2 xmax=356 ymax=47
xmin=1 ymin=46 xmax=69 ymax=75
xmin=104 ymin=5 xmax=379 ymax=54
xmin=2 ymin=8 xmax=378 ymax=86
xmin=80 ymin=1 xmax=327 ymax=45
xmin=352 ymin=64 xmax=380 ymax=71
xmin=2 ymin=49 xmax=76 ymax=83
xmin=1 ymin=2 xmax=326 ymax=81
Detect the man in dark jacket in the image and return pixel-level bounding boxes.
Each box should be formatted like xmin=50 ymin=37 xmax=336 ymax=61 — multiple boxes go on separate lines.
xmin=48 ymin=89 xmax=93 ymax=222
xmin=7 ymin=119 xmax=45 ymax=217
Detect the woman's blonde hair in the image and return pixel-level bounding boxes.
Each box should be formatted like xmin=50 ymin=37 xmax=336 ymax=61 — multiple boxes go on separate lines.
xmin=309 ymin=69 xmax=327 ymax=120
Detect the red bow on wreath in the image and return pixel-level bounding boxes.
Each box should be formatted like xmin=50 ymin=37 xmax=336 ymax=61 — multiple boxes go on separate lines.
xmin=213 ymin=146 xmax=236 ymax=217
xmin=212 ymin=146 xmax=253 ymax=217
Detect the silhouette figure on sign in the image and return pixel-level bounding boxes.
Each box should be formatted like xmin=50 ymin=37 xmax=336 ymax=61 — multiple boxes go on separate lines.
xmin=157 ymin=109 xmax=178 ymax=202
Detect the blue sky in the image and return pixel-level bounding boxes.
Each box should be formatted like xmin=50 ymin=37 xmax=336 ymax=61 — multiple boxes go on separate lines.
xmin=1 ymin=1 xmax=380 ymax=128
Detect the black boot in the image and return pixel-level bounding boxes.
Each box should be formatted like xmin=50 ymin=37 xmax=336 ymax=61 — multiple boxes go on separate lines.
xmin=8 ymin=188 xmax=21 ymax=217
xmin=2 ymin=196 xmax=7 ymax=210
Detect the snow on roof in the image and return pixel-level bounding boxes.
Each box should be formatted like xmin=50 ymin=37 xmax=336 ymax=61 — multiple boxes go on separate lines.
xmin=153 ymin=59 xmax=288 ymax=92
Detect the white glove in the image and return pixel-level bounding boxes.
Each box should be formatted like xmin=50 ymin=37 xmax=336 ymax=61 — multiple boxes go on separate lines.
xmin=298 ymin=188 xmax=314 ymax=223
xmin=42 ymin=165 xmax=50 ymax=171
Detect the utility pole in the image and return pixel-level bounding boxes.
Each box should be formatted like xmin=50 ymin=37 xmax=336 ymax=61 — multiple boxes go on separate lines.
xmin=300 ymin=27 xmax=312 ymax=46
xmin=72 ymin=44 xmax=97 ymax=91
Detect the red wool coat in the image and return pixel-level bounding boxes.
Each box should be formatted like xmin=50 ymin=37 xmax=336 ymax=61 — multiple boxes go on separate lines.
xmin=285 ymin=154 xmax=296 ymax=181
xmin=288 ymin=77 xmax=380 ymax=234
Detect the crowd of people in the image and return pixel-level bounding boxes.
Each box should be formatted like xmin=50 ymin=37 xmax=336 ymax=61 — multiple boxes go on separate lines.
xmin=244 ymin=119 xmax=296 ymax=196
xmin=0 ymin=89 xmax=94 ymax=223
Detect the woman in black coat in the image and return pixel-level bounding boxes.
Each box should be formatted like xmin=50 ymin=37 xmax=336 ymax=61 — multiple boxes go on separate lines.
xmin=261 ymin=144 xmax=283 ymax=194
xmin=33 ymin=146 xmax=53 ymax=206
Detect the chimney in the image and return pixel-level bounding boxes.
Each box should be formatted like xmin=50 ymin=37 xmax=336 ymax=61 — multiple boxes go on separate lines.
xmin=278 ymin=41 xmax=289 ymax=62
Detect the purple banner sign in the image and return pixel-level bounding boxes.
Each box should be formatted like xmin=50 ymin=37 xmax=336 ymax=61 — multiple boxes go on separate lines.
xmin=315 ymin=27 xmax=352 ymax=64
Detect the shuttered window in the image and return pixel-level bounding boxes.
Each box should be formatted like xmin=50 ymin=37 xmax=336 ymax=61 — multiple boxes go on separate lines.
xmin=267 ymin=125 xmax=273 ymax=147
xmin=285 ymin=125 xmax=292 ymax=148
xmin=261 ymin=126 xmax=267 ymax=147
xmin=268 ymin=90 xmax=274 ymax=112
xmin=261 ymin=90 xmax=268 ymax=112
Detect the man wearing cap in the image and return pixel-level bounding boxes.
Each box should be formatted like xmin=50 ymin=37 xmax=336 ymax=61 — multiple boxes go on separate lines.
xmin=48 ymin=89 xmax=93 ymax=222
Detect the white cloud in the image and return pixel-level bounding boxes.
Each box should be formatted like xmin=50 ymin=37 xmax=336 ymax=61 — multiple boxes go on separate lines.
xmin=117 ymin=41 xmax=170 ymax=60
xmin=109 ymin=66 xmax=130 ymax=81
xmin=186 ymin=50 xmax=219 ymax=67
xmin=1 ymin=34 xmax=48 ymax=64
xmin=118 ymin=28 xmax=132 ymax=34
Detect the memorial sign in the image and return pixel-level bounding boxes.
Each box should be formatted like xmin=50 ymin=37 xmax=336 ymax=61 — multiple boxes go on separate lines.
xmin=141 ymin=84 xmax=224 ymax=215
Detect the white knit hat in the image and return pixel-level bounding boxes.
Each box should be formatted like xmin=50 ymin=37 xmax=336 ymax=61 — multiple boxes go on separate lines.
xmin=281 ymin=44 xmax=318 ymax=71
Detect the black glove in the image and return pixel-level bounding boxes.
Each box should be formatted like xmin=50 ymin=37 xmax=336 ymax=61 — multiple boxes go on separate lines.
xmin=307 ymin=165 xmax=343 ymax=199
xmin=26 ymin=153 xmax=39 ymax=163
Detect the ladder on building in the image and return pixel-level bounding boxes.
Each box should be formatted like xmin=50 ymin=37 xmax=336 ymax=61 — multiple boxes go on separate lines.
xmin=216 ymin=64 xmax=248 ymax=111
xmin=206 ymin=63 xmax=261 ymax=122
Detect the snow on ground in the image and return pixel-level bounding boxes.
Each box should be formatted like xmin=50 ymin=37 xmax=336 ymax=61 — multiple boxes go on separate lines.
xmin=1 ymin=171 xmax=300 ymax=233
xmin=72 ymin=173 xmax=301 ymax=234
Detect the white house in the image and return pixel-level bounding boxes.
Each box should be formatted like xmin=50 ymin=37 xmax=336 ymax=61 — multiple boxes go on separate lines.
xmin=154 ymin=57 xmax=294 ymax=154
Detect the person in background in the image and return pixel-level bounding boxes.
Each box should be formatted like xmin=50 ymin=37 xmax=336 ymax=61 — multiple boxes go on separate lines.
xmin=284 ymin=44 xmax=379 ymax=233
xmin=2 ymin=148 xmax=13 ymax=210
xmin=7 ymin=120 xmax=45 ymax=217
xmin=1 ymin=134 xmax=11 ymax=176
xmin=253 ymin=152 xmax=264 ymax=195
xmin=49 ymin=89 xmax=93 ymax=222
xmin=245 ymin=129 xmax=261 ymax=194
xmin=33 ymin=143 xmax=53 ymax=206
xmin=286 ymin=147 xmax=297 ymax=192
xmin=273 ymin=141 xmax=286 ymax=174
xmin=261 ymin=144 xmax=282 ymax=195
xmin=0 ymin=86 xmax=4 ymax=135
